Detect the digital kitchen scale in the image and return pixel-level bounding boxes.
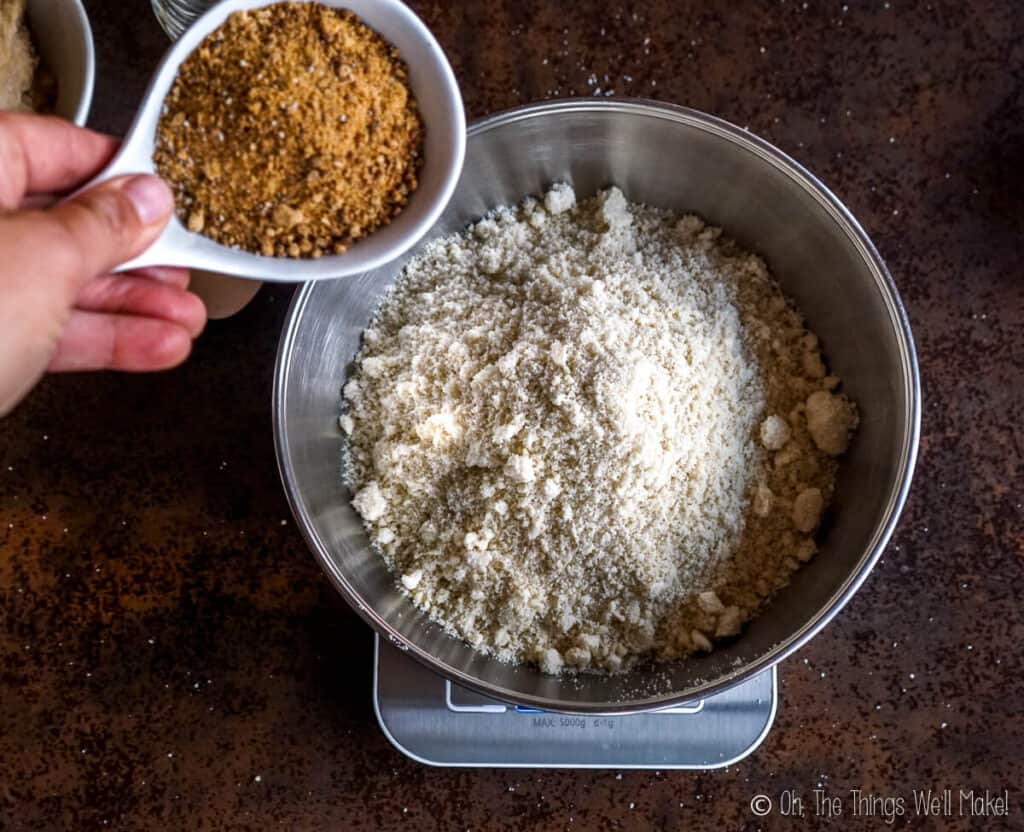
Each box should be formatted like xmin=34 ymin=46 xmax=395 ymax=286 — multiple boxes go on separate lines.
xmin=373 ymin=636 xmax=777 ymax=769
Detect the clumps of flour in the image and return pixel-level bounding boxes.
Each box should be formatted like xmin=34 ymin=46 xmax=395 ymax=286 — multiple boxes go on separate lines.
xmin=341 ymin=185 xmax=857 ymax=674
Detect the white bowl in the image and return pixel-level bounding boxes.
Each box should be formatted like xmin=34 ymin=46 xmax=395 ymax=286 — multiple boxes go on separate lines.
xmin=26 ymin=0 xmax=95 ymax=125
xmin=93 ymin=0 xmax=466 ymax=282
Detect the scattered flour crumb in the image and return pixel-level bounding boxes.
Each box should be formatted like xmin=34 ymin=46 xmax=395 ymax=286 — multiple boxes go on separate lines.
xmin=792 ymin=487 xmax=824 ymax=533
xmin=352 ymin=481 xmax=387 ymax=522
xmin=543 ymin=181 xmax=576 ymax=214
xmin=805 ymin=391 xmax=858 ymax=455
xmin=760 ymin=414 xmax=791 ymax=450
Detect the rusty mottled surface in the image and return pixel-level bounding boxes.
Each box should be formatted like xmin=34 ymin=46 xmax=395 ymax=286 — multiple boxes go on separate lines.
xmin=2 ymin=1 xmax=1023 ymax=829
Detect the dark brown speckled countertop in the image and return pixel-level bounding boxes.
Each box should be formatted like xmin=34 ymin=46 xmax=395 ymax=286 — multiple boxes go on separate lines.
xmin=2 ymin=1 xmax=1022 ymax=829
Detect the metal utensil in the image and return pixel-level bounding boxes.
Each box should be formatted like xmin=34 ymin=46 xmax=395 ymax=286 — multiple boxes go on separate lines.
xmin=81 ymin=0 xmax=465 ymax=282
xmin=274 ymin=99 xmax=921 ymax=714
xmin=151 ymin=0 xmax=214 ymax=40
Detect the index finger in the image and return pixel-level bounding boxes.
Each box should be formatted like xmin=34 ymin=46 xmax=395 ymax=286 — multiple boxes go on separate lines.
xmin=0 ymin=113 xmax=119 ymax=208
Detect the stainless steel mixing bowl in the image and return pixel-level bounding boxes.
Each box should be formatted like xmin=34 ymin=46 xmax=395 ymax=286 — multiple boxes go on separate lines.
xmin=273 ymin=99 xmax=920 ymax=714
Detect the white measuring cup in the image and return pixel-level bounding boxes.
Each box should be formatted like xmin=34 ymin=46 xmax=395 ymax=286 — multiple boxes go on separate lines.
xmin=85 ymin=0 xmax=465 ymax=282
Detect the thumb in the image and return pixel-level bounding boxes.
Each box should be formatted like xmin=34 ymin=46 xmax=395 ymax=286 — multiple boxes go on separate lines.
xmin=0 ymin=174 xmax=175 ymax=415
xmin=48 ymin=174 xmax=176 ymax=291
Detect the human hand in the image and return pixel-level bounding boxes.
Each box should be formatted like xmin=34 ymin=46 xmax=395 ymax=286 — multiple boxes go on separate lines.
xmin=0 ymin=113 xmax=206 ymax=416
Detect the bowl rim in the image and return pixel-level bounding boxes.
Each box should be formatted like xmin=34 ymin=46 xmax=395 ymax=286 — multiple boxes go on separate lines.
xmin=67 ymin=0 xmax=95 ymax=126
xmin=273 ymin=97 xmax=921 ymax=714
xmin=24 ymin=0 xmax=95 ymax=126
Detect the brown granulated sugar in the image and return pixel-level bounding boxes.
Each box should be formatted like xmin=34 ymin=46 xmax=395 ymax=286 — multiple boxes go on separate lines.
xmin=153 ymin=2 xmax=424 ymax=259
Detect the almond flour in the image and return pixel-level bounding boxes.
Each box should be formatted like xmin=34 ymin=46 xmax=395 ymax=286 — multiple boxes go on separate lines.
xmin=342 ymin=185 xmax=858 ymax=674
xmin=0 ymin=0 xmax=33 ymax=111
xmin=0 ymin=0 xmax=51 ymax=113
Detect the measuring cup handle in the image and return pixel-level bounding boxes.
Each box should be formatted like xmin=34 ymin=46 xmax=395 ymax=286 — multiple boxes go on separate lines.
xmin=115 ymin=223 xmax=186 ymax=272
xmin=63 ymin=141 xmax=186 ymax=272
xmin=68 ymin=139 xmax=152 ymax=198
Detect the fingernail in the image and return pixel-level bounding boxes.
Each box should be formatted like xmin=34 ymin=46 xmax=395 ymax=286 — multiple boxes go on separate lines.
xmin=121 ymin=175 xmax=175 ymax=225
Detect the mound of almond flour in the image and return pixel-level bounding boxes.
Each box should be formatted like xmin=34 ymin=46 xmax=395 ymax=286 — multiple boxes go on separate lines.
xmin=341 ymin=185 xmax=857 ymax=674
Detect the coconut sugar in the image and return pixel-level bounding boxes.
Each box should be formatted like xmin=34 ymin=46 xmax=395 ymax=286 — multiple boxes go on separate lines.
xmin=154 ymin=2 xmax=423 ymax=259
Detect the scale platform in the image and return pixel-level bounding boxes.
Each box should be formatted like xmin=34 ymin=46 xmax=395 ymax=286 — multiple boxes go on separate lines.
xmin=373 ymin=636 xmax=777 ymax=769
